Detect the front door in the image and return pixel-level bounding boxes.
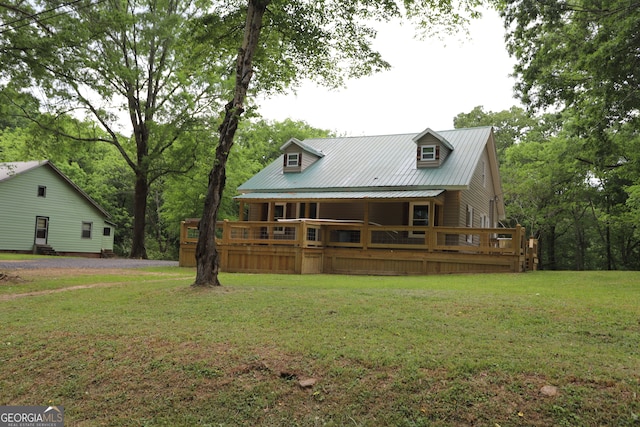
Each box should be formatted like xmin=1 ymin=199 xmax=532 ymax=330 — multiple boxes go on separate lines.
xmin=35 ymin=216 xmax=49 ymax=245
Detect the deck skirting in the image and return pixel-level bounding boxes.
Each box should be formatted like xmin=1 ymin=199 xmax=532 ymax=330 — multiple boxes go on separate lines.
xmin=179 ymin=220 xmax=536 ymax=275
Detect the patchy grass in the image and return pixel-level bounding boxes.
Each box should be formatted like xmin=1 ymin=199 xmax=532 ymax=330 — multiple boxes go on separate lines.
xmin=0 ymin=267 xmax=638 ymax=426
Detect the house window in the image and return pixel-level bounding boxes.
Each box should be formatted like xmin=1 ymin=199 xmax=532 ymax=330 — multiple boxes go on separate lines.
xmin=421 ymin=146 xmax=436 ymax=161
xmin=103 ymin=227 xmax=111 ymax=237
xmin=466 ymin=205 xmax=474 ymax=243
xmin=298 ymin=202 xmax=318 ymax=219
xmin=481 ymin=214 xmax=489 ymax=228
xmin=285 ymin=153 xmax=301 ymax=167
xmin=409 ymin=202 xmax=429 ymax=237
xmin=273 ymin=203 xmax=286 ymax=234
xmin=37 ymin=185 xmax=46 ymax=197
xmin=81 ymin=222 xmax=93 ymax=239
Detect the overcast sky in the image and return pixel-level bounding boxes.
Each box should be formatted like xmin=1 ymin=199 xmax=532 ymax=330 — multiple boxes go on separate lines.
xmin=256 ymin=8 xmax=520 ymax=136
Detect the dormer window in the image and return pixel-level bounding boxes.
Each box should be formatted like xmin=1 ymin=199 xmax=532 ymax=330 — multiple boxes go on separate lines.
xmin=414 ymin=127 xmax=453 ymax=169
xmin=279 ymin=138 xmax=324 ymax=173
xmin=286 ymin=153 xmax=300 ymax=167
xmin=420 ymin=145 xmax=439 ymax=161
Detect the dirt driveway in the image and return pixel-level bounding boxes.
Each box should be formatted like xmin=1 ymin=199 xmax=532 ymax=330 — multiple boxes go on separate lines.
xmin=0 ymin=257 xmax=178 ymax=271
xmin=0 ymin=258 xmax=186 ymax=301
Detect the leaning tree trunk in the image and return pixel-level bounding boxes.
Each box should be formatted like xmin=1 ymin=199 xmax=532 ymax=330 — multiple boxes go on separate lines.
xmin=193 ymin=0 xmax=270 ymax=287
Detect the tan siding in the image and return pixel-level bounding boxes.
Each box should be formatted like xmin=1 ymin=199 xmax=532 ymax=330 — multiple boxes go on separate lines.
xmin=369 ymin=202 xmax=405 ymax=225
xmin=247 ymin=203 xmax=266 ymax=221
xmin=418 ymin=134 xmax=440 ymax=145
xmin=320 ymin=202 xmax=364 ymax=221
xmin=443 ymin=191 xmax=461 ymax=227
xmin=458 ymin=148 xmax=500 ymax=245
xmin=416 ymin=136 xmax=452 ymax=168
xmin=282 ymin=146 xmax=320 ymax=173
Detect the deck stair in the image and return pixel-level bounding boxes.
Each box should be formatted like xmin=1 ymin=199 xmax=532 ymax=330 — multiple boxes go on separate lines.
xmin=101 ymin=249 xmax=117 ymax=258
xmin=35 ymin=244 xmax=59 ymax=256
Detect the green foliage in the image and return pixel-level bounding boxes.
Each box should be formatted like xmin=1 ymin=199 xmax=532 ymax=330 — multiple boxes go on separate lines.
xmin=160 ymin=117 xmax=334 ymax=246
xmin=500 ymin=0 xmax=640 ymax=127
xmin=456 ymin=104 xmax=640 ymax=270
xmin=453 ymin=105 xmax=538 ymax=159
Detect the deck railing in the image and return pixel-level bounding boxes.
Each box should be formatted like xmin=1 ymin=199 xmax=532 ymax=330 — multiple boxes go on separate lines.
xmin=181 ymin=220 xmax=527 ymax=256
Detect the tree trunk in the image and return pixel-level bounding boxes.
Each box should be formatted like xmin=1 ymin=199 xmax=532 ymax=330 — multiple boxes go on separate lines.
xmin=193 ymin=0 xmax=270 ymax=287
xmin=545 ymin=225 xmax=557 ymax=270
xmin=130 ymin=171 xmax=149 ymax=259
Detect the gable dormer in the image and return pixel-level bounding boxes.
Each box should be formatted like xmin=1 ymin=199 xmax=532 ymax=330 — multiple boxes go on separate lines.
xmin=280 ymin=138 xmax=324 ymax=173
xmin=413 ymin=128 xmax=454 ymax=168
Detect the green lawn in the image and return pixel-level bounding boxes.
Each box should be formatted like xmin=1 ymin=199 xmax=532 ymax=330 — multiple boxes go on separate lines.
xmin=0 ymin=263 xmax=638 ymax=426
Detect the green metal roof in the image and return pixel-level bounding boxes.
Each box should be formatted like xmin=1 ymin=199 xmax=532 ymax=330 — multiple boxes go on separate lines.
xmin=280 ymin=138 xmax=325 ymax=158
xmin=235 ymin=190 xmax=444 ymax=201
xmin=237 ymin=126 xmax=494 ymax=194
xmin=0 ymin=160 xmax=111 ymax=217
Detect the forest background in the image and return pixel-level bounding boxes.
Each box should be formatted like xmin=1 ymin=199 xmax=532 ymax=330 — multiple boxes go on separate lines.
xmin=1 ymin=0 xmax=640 ymax=271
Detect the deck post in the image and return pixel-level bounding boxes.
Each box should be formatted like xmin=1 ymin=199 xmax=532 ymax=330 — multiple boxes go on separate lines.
xmin=363 ymin=201 xmax=370 ymax=250
xmin=514 ymin=224 xmax=522 ymax=253
xmin=299 ymin=221 xmax=306 ymax=248
xmin=222 ymin=219 xmax=230 ymax=245
xmin=427 ymin=227 xmax=436 ymax=252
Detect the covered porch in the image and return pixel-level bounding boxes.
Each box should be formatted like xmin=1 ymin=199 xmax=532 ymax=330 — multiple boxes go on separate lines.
xmin=179 ymin=219 xmax=537 ymax=275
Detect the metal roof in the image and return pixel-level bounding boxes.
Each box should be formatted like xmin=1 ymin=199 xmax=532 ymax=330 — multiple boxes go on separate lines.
xmin=280 ymin=138 xmax=325 ymax=158
xmin=0 ymin=160 xmax=111 ymax=218
xmin=235 ymin=190 xmax=444 ymax=201
xmin=238 ymin=126 xmax=494 ymax=193
xmin=0 ymin=160 xmax=44 ymax=181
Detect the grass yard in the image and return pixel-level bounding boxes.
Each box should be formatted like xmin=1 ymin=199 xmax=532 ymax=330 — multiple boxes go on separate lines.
xmin=0 ymin=261 xmax=638 ymax=426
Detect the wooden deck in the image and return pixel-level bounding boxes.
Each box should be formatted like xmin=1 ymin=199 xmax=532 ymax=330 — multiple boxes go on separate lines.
xmin=179 ymin=219 xmax=537 ymax=275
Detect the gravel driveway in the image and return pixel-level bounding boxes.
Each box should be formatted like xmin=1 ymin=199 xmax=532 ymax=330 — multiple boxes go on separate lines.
xmin=0 ymin=257 xmax=179 ymax=270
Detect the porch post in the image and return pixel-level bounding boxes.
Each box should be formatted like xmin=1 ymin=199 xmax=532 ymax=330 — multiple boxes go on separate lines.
xmin=238 ymin=201 xmax=245 ymax=221
xmin=222 ymin=219 xmax=230 ymax=245
xmin=427 ymin=200 xmax=436 ymax=252
xmin=363 ymin=200 xmax=370 ymax=249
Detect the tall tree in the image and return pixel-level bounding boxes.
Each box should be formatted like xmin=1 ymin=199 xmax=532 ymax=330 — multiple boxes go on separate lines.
xmin=0 ymin=0 xmax=232 ymax=258
xmin=193 ymin=0 xmax=485 ymax=287
xmin=453 ymin=105 xmax=537 ymax=161
xmin=499 ymin=0 xmax=640 ymax=125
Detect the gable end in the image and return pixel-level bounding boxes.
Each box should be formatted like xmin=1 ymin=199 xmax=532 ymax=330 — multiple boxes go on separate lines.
xmin=280 ymin=138 xmax=323 ymax=173
xmin=413 ymin=128 xmax=453 ymax=169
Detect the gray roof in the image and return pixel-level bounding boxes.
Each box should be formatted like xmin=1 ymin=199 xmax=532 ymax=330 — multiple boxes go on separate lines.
xmin=235 ymin=190 xmax=444 ymax=201
xmin=0 ymin=160 xmax=111 ymax=218
xmin=0 ymin=160 xmax=44 ymax=181
xmin=238 ymin=127 xmax=494 ymax=194
xmin=280 ymin=138 xmax=325 ymax=158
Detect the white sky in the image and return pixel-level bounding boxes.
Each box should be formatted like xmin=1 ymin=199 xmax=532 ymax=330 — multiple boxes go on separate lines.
xmin=256 ymin=8 xmax=520 ymax=136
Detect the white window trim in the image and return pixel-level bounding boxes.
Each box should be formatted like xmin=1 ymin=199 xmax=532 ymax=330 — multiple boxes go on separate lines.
xmin=466 ymin=205 xmax=474 ymax=243
xmin=420 ymin=145 xmax=436 ymax=161
xmin=482 ymin=160 xmax=487 ymax=188
xmin=286 ymin=153 xmax=300 ymax=167
xmin=273 ymin=203 xmax=286 ymax=234
xmin=81 ymin=221 xmax=93 ymax=239
xmin=409 ymin=202 xmax=429 ymax=237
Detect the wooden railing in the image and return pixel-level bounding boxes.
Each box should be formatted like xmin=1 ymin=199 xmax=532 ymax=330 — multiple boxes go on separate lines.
xmin=181 ymin=219 xmax=527 ymax=256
